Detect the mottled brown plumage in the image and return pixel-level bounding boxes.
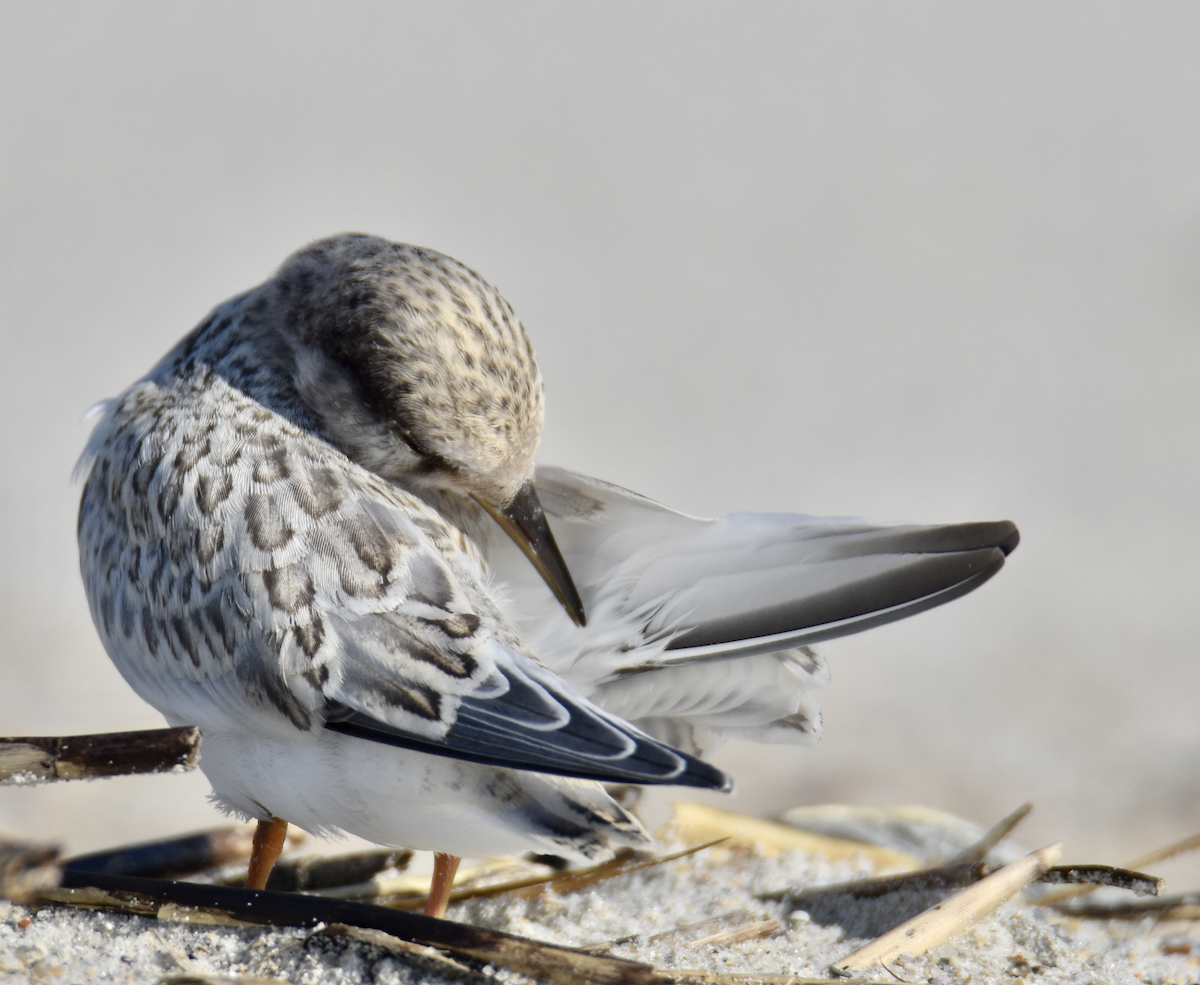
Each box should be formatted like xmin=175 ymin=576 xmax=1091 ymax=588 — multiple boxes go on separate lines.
xmin=76 ymin=233 xmax=1017 ymax=896
xmin=271 ymin=236 xmax=544 ymax=507
xmin=77 ymin=234 xmax=726 ymax=872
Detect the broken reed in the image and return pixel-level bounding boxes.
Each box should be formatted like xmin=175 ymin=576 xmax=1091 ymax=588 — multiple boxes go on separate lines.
xmin=0 ymin=727 xmax=200 ymax=784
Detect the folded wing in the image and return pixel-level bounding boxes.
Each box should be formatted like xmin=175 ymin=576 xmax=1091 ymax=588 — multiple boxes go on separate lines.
xmin=323 ymin=623 xmax=731 ymax=789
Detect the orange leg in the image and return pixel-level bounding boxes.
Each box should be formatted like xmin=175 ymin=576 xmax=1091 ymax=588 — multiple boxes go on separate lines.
xmin=245 ymin=816 xmax=289 ymax=890
xmin=424 ymin=852 xmax=462 ymax=918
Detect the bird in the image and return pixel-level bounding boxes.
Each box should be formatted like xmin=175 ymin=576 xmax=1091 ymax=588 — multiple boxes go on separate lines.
xmin=76 ymin=233 xmax=1017 ymax=918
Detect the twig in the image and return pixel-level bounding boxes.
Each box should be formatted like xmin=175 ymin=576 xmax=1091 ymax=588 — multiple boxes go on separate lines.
xmin=1037 ymin=828 xmax=1200 ymax=907
xmin=386 ymin=840 xmax=724 ymax=910
xmin=764 ymin=844 xmax=1156 ymax=918
xmin=64 ymin=826 xmax=255 ymax=879
xmin=0 ymin=727 xmax=200 ymax=784
xmin=233 ymin=848 xmax=411 ymax=893
xmin=831 ymin=843 xmax=1061 ymax=974
xmin=583 ymin=911 xmax=779 ymax=955
xmin=45 ymin=870 xmax=670 ymax=985
xmin=760 ymin=861 xmax=985 ymax=906
xmin=1039 ymin=864 xmax=1163 ymax=897
xmin=943 ymin=802 xmax=1032 ymax=866
xmin=663 ymin=803 xmax=916 ymax=870
xmin=1125 ymin=830 xmax=1200 ymax=872
xmin=582 ymin=911 xmax=754 ymax=954
xmin=686 ymin=920 xmax=781 ymax=948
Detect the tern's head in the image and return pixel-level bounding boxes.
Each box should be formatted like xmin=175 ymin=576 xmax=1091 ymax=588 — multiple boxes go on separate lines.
xmin=270 ymin=233 xmax=542 ymax=503
xmin=267 ymin=233 xmax=585 ymax=625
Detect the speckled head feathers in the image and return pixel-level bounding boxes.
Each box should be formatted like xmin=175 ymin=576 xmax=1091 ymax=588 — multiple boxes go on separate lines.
xmin=269 ymin=233 xmax=545 ymax=506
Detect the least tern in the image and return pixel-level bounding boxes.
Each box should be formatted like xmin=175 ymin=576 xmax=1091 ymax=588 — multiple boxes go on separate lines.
xmin=77 ymin=233 xmax=1017 ymax=916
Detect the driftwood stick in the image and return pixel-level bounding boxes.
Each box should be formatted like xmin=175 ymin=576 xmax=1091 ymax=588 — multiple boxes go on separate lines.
xmin=759 ymin=861 xmax=985 ymax=905
xmin=64 ymin=827 xmax=255 ymax=880
xmin=49 ymin=870 xmax=668 ymax=985
xmin=261 ymin=848 xmax=412 ymax=893
xmin=1040 ymin=864 xmax=1164 ymax=898
xmin=1036 ymin=828 xmax=1200 ymax=907
xmin=0 ymin=727 xmax=200 ymax=784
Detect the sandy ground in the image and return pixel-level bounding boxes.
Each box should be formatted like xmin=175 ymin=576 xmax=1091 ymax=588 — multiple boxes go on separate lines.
xmin=3 ymin=841 xmax=1199 ymax=984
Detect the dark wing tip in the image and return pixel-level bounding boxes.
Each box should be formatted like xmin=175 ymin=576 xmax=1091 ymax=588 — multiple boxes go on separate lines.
xmin=684 ymin=758 xmax=734 ymax=792
xmin=945 ymin=519 xmax=1019 ymax=557
xmin=666 ymin=749 xmax=734 ymax=792
xmin=667 ymin=544 xmax=1008 ymax=652
xmin=997 ymin=521 xmax=1020 ymax=556
xmin=881 ymin=519 xmax=1020 ymax=557
xmin=324 ymin=702 xmax=735 ymax=791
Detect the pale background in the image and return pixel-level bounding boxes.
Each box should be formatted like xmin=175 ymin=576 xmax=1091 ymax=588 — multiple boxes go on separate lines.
xmin=1 ymin=3 xmax=1197 ymax=884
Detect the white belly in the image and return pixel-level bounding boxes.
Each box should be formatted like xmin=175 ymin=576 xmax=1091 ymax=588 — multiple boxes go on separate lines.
xmin=195 ymin=725 xmax=651 ymax=862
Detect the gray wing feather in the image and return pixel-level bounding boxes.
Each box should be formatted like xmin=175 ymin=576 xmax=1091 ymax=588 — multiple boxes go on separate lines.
xmin=504 ymin=467 xmax=1017 ymax=756
xmin=532 ymin=467 xmax=1018 ymax=669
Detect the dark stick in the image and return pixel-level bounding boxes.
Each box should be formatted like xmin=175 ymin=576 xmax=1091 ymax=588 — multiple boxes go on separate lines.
xmin=52 ymin=870 xmax=667 ymax=985
xmin=63 ymin=827 xmax=252 ymax=879
xmin=758 ymin=862 xmax=986 ymax=904
xmin=0 ymin=727 xmax=200 ymax=784
xmin=1039 ymin=864 xmax=1164 ymax=897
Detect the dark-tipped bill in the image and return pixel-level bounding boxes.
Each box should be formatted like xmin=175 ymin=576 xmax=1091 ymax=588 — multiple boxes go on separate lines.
xmin=474 ymin=481 xmax=587 ymax=627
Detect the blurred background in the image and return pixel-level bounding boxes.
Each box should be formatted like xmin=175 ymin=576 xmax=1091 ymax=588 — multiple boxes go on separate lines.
xmin=1 ymin=3 xmax=1197 ymax=883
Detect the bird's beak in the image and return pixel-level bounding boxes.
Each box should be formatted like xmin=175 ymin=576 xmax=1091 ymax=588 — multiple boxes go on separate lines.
xmin=473 ymin=481 xmax=587 ymax=627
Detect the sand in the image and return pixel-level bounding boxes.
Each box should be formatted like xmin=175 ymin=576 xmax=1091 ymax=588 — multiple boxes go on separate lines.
xmin=3 ymin=841 xmax=1198 ymax=985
